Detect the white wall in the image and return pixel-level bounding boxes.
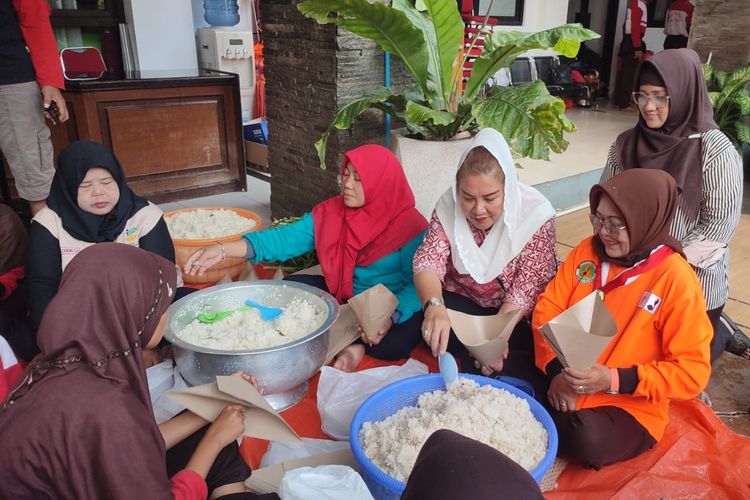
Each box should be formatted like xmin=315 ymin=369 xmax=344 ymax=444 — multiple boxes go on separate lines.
xmin=494 ymin=0 xmax=570 ymax=33
xmin=492 ymin=0 xmax=570 ymax=58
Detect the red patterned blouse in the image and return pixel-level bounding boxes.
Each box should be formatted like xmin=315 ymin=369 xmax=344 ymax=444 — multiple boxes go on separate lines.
xmin=413 ymin=211 xmax=559 ymax=311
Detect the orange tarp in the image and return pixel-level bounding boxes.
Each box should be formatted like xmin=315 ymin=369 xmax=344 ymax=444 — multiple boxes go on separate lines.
xmin=240 ymin=345 xmax=750 ymax=498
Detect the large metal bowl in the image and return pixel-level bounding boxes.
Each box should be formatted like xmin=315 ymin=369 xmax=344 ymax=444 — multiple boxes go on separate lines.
xmin=164 ymin=280 xmax=339 ymax=410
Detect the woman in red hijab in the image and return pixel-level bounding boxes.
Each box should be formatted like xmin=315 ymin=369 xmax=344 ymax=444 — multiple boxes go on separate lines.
xmin=186 ymin=145 xmax=429 ymax=371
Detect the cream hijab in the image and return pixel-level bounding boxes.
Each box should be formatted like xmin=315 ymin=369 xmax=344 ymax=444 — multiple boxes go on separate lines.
xmin=435 ymin=128 xmax=555 ymax=284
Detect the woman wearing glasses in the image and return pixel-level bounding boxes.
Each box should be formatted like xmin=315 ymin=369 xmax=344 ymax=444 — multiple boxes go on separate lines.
xmin=532 ymin=169 xmax=712 ymax=469
xmin=600 ymin=48 xmax=746 ymax=362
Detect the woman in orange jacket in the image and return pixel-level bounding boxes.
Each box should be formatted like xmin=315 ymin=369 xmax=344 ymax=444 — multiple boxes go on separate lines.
xmin=532 ymin=169 xmax=711 ymax=469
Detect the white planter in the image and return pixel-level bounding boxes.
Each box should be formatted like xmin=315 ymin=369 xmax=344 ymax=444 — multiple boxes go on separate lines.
xmin=390 ymin=130 xmax=473 ymax=218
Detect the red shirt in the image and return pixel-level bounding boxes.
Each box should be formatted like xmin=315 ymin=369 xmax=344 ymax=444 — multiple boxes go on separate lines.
xmin=12 ymin=0 xmax=64 ymax=89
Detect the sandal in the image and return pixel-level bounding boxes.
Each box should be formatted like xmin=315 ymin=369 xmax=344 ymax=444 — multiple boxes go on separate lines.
xmin=720 ymin=312 xmax=750 ymax=360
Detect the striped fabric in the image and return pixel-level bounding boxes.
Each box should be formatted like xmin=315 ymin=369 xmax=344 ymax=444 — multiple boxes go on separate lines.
xmin=600 ymin=129 xmax=744 ymax=309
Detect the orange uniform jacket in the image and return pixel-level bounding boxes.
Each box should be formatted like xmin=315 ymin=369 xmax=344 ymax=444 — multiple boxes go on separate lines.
xmin=533 ymin=237 xmax=711 ymax=441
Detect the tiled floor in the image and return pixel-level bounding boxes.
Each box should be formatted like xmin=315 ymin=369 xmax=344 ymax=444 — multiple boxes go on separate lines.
xmin=159 ymin=176 xmax=272 ymax=226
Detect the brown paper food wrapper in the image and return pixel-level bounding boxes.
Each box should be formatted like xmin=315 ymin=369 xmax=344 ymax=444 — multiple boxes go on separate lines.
xmin=447 ymin=308 xmax=523 ymax=367
xmin=347 ymin=284 xmax=399 ymax=342
xmin=323 ymin=304 xmax=360 ymax=366
xmin=539 ymin=290 xmax=617 ymax=369
xmin=167 ymin=376 xmax=301 ymax=444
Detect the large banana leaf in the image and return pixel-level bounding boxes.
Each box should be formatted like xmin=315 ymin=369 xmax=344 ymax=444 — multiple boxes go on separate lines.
xmin=472 ymin=81 xmax=575 ymax=160
xmin=464 ymin=24 xmax=599 ymax=100
xmin=421 ymin=0 xmax=464 ymax=108
xmin=313 ymin=88 xmax=428 ymax=168
xmin=392 ymin=0 xmax=445 ymax=108
xmin=298 ymin=0 xmax=431 ymax=98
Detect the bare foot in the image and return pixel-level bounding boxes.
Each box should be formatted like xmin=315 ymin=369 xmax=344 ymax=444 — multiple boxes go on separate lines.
xmin=333 ymin=344 xmax=365 ymax=372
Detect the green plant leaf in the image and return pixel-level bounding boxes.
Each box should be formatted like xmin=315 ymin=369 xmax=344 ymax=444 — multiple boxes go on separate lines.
xmin=708 ymin=91 xmax=721 ymax=109
xmin=392 ymin=0 xmax=446 ymax=109
xmin=715 ymin=70 xmax=728 ymax=90
xmin=465 ymin=23 xmax=599 ymax=100
xmin=737 ymin=94 xmax=750 ymax=116
xmin=702 ymin=63 xmax=713 ymax=87
xmin=313 ymin=87 xmax=399 ymax=168
xmin=472 ymin=81 xmax=576 ymax=160
xmin=298 ymin=0 xmax=431 ymax=97
xmin=736 ymin=120 xmax=750 ymax=147
xmin=405 ymin=100 xmax=458 ymax=126
xmin=421 ymin=0 xmax=464 ymax=108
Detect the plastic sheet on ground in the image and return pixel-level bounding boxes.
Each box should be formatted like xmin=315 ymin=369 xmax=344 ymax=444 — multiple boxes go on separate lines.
xmin=240 ymin=345 xmax=750 ymax=498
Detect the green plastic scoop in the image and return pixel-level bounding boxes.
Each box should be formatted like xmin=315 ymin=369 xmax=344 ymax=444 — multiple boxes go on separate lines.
xmin=197 ymin=299 xmax=284 ymax=324
xmin=197 ymin=305 xmax=253 ymax=324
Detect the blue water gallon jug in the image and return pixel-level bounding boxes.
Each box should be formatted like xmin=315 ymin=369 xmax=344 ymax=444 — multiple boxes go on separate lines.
xmin=204 ymin=0 xmax=240 ymax=27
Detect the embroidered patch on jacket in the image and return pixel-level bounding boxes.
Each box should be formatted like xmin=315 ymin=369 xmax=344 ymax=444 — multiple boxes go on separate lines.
xmin=638 ymin=291 xmax=662 ymax=313
xmin=575 ymin=260 xmax=596 ymax=284
xmin=124 ymin=226 xmax=139 ymax=243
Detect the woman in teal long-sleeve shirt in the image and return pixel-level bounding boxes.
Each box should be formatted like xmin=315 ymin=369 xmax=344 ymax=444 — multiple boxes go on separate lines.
xmin=186 ymin=145 xmax=429 ymax=371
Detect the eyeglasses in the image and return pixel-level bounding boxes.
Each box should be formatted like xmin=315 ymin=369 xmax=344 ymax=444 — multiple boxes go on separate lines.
xmin=589 ymin=214 xmax=627 ymax=237
xmin=632 ymin=92 xmax=670 ymax=108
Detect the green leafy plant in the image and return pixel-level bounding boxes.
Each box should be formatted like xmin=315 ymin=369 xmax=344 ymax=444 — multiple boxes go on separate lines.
xmin=702 ymin=61 xmax=750 ymax=154
xmin=297 ymin=0 xmax=598 ymax=167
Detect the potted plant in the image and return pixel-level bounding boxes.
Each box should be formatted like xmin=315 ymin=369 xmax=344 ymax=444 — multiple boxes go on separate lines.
xmin=297 ymin=0 xmax=599 ymax=168
xmin=702 ymin=60 xmax=750 ymax=173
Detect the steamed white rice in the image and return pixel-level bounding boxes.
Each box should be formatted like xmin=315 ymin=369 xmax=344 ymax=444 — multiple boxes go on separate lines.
xmin=177 ymin=298 xmax=325 ymax=350
xmin=166 ymin=208 xmax=257 ymax=240
xmin=360 ymin=378 xmax=547 ymax=482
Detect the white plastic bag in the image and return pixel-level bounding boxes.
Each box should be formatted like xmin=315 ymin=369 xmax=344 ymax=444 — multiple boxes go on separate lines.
xmin=261 ymin=438 xmax=351 ymax=468
xmin=279 ymin=465 xmax=373 ymax=500
xmin=147 ymin=360 xmax=188 ymax=424
xmin=317 ymin=358 xmax=428 ymax=440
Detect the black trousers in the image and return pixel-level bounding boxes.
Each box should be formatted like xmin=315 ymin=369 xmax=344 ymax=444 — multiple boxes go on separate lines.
xmin=613 ymin=36 xmax=646 ymax=108
xmin=165 ymin=425 xmax=279 ymax=499
xmin=663 ymin=34 xmax=688 ymax=49
xmin=552 ymin=405 xmax=656 ymax=469
xmin=284 ymin=274 xmax=423 ymax=360
xmin=707 ymin=304 xmax=726 ymax=363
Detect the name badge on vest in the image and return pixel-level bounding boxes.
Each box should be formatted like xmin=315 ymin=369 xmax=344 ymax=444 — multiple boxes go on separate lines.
xmin=638 ymin=291 xmax=662 ymax=314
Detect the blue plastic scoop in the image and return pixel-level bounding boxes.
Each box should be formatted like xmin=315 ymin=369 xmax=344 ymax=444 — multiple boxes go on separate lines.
xmin=244 ymin=299 xmax=283 ymax=321
xmin=438 ymin=352 xmax=459 ymax=386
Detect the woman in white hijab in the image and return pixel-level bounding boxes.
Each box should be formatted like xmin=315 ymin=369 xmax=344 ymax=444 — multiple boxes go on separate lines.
xmin=413 ymin=129 xmax=558 ymax=377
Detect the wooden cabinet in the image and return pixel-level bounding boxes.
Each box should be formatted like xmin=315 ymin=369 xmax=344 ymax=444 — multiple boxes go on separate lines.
xmin=3 ymin=70 xmax=246 ymax=204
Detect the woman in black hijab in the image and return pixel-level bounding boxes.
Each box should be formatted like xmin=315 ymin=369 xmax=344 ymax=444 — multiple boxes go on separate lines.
xmin=26 ymin=140 xmax=175 ymax=333
xmin=600 ymin=48 xmax=746 ymax=362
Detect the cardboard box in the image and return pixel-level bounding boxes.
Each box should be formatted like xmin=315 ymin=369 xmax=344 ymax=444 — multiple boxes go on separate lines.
xmin=245 ymin=139 xmax=268 ymax=168
xmin=243 ymin=118 xmax=268 ymax=144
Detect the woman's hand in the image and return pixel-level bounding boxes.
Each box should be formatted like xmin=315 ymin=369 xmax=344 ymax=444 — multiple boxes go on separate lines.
xmin=474 ymin=346 xmax=509 ymax=376
xmin=422 ymin=305 xmax=451 ymax=357
xmin=203 ymin=404 xmax=246 ymax=449
xmin=548 ymin=373 xmax=578 ymax=412
xmin=231 ymin=371 xmax=262 ymax=394
xmin=358 ymin=318 xmax=393 ymax=346
xmin=562 ymin=364 xmax=611 ymax=394
xmin=184 ymin=244 xmax=224 ymax=275
xmin=141 ymin=348 xmax=163 ymax=368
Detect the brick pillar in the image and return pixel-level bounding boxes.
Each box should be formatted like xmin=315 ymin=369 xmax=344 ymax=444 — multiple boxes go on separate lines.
xmin=689 ymin=0 xmax=750 ymax=72
xmin=262 ymin=0 xmax=405 ymax=218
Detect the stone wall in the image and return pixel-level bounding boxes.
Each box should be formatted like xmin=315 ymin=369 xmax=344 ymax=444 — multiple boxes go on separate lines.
xmin=689 ymin=0 xmax=750 ymax=71
xmin=262 ymin=0 xmax=413 ymax=219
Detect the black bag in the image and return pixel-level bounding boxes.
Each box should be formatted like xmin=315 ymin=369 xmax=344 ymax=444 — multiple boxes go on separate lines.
xmin=551 ymin=62 xmax=573 ymax=85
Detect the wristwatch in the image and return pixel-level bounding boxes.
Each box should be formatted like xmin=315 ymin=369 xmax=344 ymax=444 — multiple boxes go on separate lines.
xmin=423 ymin=297 xmax=445 ymax=311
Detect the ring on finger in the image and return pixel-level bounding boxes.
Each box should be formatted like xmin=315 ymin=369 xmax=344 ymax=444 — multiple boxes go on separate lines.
xmin=423 ymin=329 xmax=431 ymax=341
